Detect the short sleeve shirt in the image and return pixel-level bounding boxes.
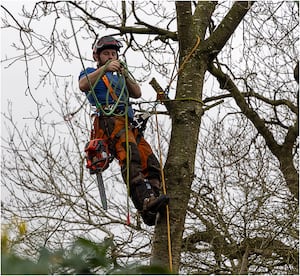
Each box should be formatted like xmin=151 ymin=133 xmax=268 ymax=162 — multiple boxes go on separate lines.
xmin=79 ymin=68 xmax=134 ymax=118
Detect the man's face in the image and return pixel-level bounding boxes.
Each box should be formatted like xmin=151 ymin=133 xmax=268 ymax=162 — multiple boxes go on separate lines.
xmin=97 ymin=49 xmax=118 ymax=66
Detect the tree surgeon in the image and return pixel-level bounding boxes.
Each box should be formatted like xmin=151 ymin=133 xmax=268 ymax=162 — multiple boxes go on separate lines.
xmin=78 ymin=35 xmax=168 ymax=225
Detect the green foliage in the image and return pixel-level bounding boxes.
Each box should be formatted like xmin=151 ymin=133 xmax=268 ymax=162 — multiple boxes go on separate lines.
xmin=1 ymin=237 xmax=170 ymax=275
xmin=2 ymin=252 xmax=48 ymax=275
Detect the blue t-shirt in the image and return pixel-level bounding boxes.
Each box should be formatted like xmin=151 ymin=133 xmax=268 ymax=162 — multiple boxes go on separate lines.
xmin=79 ymin=67 xmax=134 ymax=118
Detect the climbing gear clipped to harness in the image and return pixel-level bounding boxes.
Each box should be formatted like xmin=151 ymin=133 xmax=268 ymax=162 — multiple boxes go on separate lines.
xmin=84 ymin=138 xmax=113 ymax=174
xmin=132 ymin=112 xmax=152 ymax=135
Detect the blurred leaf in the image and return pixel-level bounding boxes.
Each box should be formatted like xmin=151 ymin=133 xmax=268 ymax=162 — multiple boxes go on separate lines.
xmin=1 ymin=237 xmax=170 ymax=275
xmin=18 ymin=221 xmax=27 ymax=236
xmin=110 ymin=263 xmax=171 ymax=275
xmin=1 ymin=252 xmax=49 ymax=275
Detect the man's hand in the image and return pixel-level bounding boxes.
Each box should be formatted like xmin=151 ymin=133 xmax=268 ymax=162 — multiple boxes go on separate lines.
xmin=105 ymin=60 xmax=122 ymax=73
xmin=120 ymin=66 xmax=129 ymax=79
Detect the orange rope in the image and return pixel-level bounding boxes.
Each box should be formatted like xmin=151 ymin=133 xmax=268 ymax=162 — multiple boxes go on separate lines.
xmin=150 ymin=36 xmax=201 ymax=272
xmin=154 ymin=107 xmax=173 ymax=272
xmin=167 ymin=35 xmax=201 ymax=91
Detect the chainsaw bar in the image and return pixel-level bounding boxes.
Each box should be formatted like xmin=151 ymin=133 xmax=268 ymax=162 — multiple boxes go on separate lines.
xmin=96 ymin=172 xmax=107 ymax=210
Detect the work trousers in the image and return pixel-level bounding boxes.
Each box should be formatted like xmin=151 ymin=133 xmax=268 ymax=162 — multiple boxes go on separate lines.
xmin=92 ymin=115 xmax=161 ymax=210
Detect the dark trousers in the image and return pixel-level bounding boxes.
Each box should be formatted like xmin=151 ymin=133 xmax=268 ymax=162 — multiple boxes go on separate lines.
xmin=92 ymin=116 xmax=161 ymax=210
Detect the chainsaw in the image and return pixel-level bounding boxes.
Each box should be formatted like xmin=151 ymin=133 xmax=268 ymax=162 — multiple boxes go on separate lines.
xmin=84 ymin=139 xmax=113 ymax=210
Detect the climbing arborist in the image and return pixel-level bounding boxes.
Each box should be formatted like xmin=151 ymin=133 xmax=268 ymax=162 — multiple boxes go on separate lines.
xmin=78 ymin=35 xmax=168 ymax=226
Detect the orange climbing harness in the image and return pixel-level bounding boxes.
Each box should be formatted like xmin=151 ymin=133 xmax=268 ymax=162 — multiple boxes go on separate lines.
xmin=102 ymin=75 xmax=119 ymax=101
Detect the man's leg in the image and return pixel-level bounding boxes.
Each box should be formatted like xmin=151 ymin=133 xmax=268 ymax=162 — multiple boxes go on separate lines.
xmin=112 ymin=120 xmax=168 ymax=225
xmin=136 ymin=135 xmax=162 ymax=196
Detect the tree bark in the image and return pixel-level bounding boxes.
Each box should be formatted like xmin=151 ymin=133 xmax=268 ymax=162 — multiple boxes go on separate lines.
xmin=151 ymin=1 xmax=254 ymax=273
xmin=151 ymin=2 xmax=205 ymax=272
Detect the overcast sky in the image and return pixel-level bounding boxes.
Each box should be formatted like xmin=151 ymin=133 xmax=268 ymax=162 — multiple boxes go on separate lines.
xmin=1 ymin=1 xmax=33 ymax=117
xmin=1 ymin=1 xmax=162 ymax=141
xmin=1 ymin=1 xmax=62 ymax=132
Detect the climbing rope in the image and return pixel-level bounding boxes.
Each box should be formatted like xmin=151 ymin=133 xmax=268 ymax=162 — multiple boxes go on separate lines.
xmin=66 ymin=3 xmax=130 ymax=120
xmin=154 ymin=106 xmax=173 ymax=272
xmin=124 ymin=105 xmax=131 ymax=225
xmin=166 ymin=35 xmax=201 ymax=94
xmin=67 ymin=3 xmax=132 ymax=219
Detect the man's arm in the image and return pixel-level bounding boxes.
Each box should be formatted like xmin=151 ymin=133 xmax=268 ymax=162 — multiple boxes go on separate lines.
xmin=79 ymin=61 xmax=122 ymax=92
xmin=79 ymin=67 xmax=102 ymax=92
xmin=125 ymin=77 xmax=141 ymax=98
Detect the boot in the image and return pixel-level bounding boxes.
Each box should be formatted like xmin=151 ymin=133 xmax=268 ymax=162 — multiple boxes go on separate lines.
xmin=141 ymin=194 xmax=169 ymax=226
xmin=131 ymin=180 xmax=169 ymax=226
xmin=147 ymin=178 xmax=161 ymax=197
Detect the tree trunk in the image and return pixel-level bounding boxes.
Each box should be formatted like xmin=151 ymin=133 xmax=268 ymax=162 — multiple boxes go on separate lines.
xmin=151 ymin=57 xmax=205 ymax=273
xmin=151 ymin=2 xmax=255 ymax=273
xmin=151 ymin=2 xmax=206 ymax=272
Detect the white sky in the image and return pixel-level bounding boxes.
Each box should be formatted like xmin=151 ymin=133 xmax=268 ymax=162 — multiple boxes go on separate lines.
xmin=1 ymin=1 xmax=59 ymax=132
xmin=1 ymin=2 xmax=32 ymax=113
xmin=0 ymin=1 xmax=173 ymax=237
xmin=1 ymin=1 xmax=166 ymax=139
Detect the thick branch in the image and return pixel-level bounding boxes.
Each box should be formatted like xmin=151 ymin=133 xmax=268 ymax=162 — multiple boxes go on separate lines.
xmin=149 ymin=78 xmax=172 ymax=113
xmin=131 ymin=2 xmax=177 ymax=41
xmin=247 ymin=91 xmax=298 ymax=115
xmin=182 ymin=231 xmax=298 ymax=267
xmin=294 ymin=61 xmax=299 ymax=84
xmin=208 ymin=63 xmax=280 ymax=154
xmin=208 ymin=63 xmax=299 ymax=153
xmin=208 ymin=63 xmax=299 ymax=199
xmin=176 ymin=1 xmax=193 ymax=55
xmin=193 ymin=1 xmax=218 ymax=39
xmin=203 ymin=91 xmax=298 ymax=115
xmin=203 ymin=1 xmax=255 ymax=59
xmin=30 ymin=1 xmax=177 ymax=39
